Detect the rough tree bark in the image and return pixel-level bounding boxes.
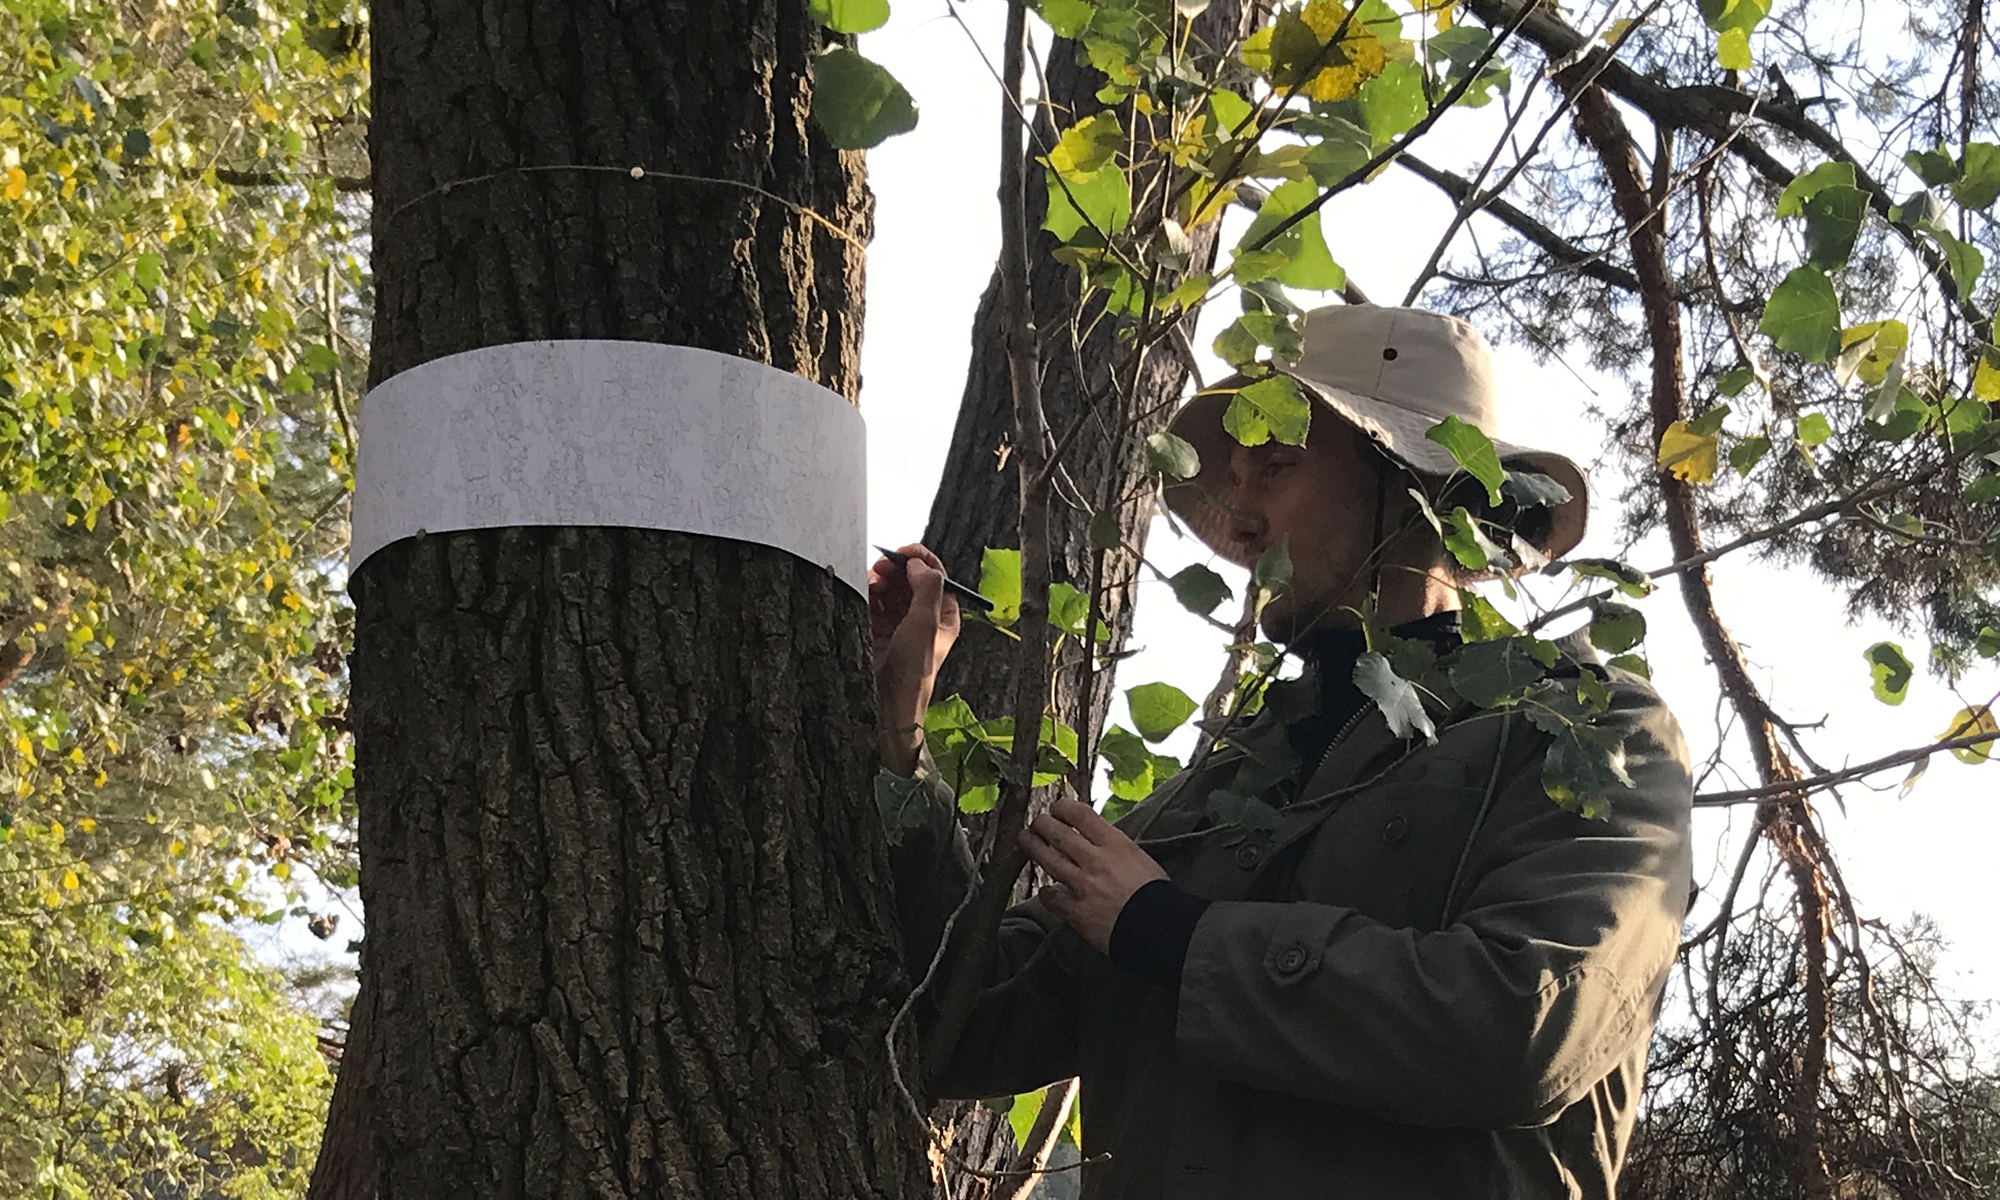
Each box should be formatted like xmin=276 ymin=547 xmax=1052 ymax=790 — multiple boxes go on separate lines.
xmin=307 ymin=3 xmax=933 ymax=1198
xmin=921 ymin=7 xmax=1262 ymax=1198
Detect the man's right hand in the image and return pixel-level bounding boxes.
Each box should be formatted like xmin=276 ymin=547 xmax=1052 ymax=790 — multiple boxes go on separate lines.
xmin=869 ymin=543 xmax=961 ymax=776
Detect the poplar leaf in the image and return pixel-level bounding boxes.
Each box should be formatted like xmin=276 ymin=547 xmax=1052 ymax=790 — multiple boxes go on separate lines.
xmin=811 ymin=47 xmax=919 ymax=150
xmin=1863 ymin=641 xmax=1912 ymax=705
xmin=1223 ymin=375 xmax=1312 ymax=447
xmin=1355 ymin=652 xmax=1436 ymax=743
xmin=1940 ymin=705 xmax=1999 ymax=764
xmin=1657 ymin=421 xmax=1719 ymax=483
xmin=1127 ymin=682 xmax=1198 ymax=743
xmin=1759 ymin=267 xmax=1841 ymax=362
xmin=1424 ymin=414 xmax=1505 ymax=505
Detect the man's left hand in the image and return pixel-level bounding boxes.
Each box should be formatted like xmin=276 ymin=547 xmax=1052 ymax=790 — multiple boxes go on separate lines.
xmin=1021 ymin=797 xmax=1168 ymax=954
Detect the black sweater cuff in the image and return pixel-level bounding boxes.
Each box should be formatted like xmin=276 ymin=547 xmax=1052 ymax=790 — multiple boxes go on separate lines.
xmin=1107 ymin=879 xmax=1211 ymax=990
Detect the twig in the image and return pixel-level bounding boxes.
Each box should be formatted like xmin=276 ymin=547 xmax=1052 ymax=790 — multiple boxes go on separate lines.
xmin=923 ymin=0 xmax=1056 ymax=1075
xmin=988 ymin=1078 xmax=1079 ymax=1200
xmin=1694 ymin=732 xmax=2000 ymax=807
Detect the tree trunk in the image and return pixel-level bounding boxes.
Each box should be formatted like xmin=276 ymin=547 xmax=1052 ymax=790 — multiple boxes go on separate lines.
xmin=308 ymin=4 xmax=932 ymax=1198
xmin=922 ymin=8 xmax=1262 ymax=1198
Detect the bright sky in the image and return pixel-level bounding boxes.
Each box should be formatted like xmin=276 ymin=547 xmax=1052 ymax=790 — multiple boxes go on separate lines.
xmin=857 ymin=1 xmax=2000 ymax=997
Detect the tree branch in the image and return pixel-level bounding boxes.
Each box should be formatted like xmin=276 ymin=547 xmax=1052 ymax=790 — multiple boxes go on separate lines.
xmin=988 ymin=1078 xmax=1079 ymax=1200
xmin=1398 ymin=154 xmax=1640 ymax=293
xmin=1694 ymin=732 xmax=2000 ymax=806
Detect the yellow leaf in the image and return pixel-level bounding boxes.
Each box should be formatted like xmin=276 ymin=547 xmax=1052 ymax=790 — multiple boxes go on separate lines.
xmin=61 ymin=869 xmax=78 ymax=891
xmin=92 ymin=771 xmax=106 ymax=788
xmin=14 ymin=733 xmax=32 ymax=758
xmin=169 ymin=838 xmax=185 ymax=856
xmin=1940 ymin=705 xmax=2000 ymax=764
xmin=1975 ymin=324 xmax=2000 ymax=401
xmin=272 ymin=860 xmax=292 ymax=880
xmin=281 ymin=590 xmax=303 ymax=611
xmin=2 ymin=166 xmax=24 ymax=201
xmin=49 ymin=820 xmax=62 ymax=843
xmin=41 ymin=889 xmax=61 ymax=908
xmin=76 ymin=817 xmax=95 ymax=833
xmin=1657 ymin=421 xmax=1719 ymax=484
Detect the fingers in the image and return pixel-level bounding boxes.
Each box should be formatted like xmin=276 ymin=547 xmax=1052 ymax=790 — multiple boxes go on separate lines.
xmin=899 ymin=543 xmax=946 ymax=572
xmin=1047 ymin=797 xmax=1119 ymax=846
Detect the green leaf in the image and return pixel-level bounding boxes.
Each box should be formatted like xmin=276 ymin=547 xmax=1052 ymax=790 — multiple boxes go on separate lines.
xmin=1046 ymin=113 xmax=1123 ymax=180
xmin=1127 ymin=682 xmax=1199 ymax=743
xmin=807 ymin=0 xmax=890 ymax=34
xmin=1168 ymin=564 xmax=1232 ymax=616
xmin=1950 ymin=142 xmax=2000 ymax=210
xmin=1588 ymin=601 xmax=1647 ymax=654
xmin=1239 ymin=178 xmax=1346 ymax=291
xmin=1357 ymin=59 xmax=1425 ymax=143
xmin=1207 ymin=789 xmax=1283 ymax=835
xmin=1253 ymin=538 xmax=1292 ymax=591
xmin=1223 ymin=374 xmax=1312 ymax=447
xmin=1037 ymin=0 xmax=1096 ymax=38
xmin=1801 ymin=185 xmax=1866 ymax=269
xmin=1965 ymin=474 xmax=2000 ymax=505
xmin=812 ymin=47 xmax=919 ymax=150
xmin=1571 ymin=558 xmax=1655 ymax=597
xmin=1608 ymin=653 xmax=1651 ymax=679
xmin=1835 ymin=319 xmax=1909 ymax=388
xmin=1714 ymin=25 xmax=1750 ymax=70
xmin=1905 ymin=148 xmax=1961 ymax=188
xmin=1718 ymin=366 xmax=1758 ymax=396
xmin=1048 ymin=582 xmax=1092 ymax=637
xmin=1922 ymin=226 xmax=1986 ymax=295
xmin=1863 ymin=640 xmax=1913 ymax=705
xmin=1145 ymin=430 xmax=1200 ymax=479
xmin=1759 ymin=266 xmax=1841 ymax=362
xmin=1729 ymin=435 xmax=1771 ymax=475
xmin=1097 ymin=725 xmax=1158 ymax=801
xmin=1450 ymin=637 xmax=1546 ymax=707
xmin=875 ymin=770 xmax=930 ymax=842
xmin=1044 ymin=165 xmax=1132 ymax=240
xmin=1976 ymin=627 xmax=2000 ymax=658
xmin=1796 ymin=411 xmax=1833 ymax=446
xmin=1698 ymin=0 xmax=1770 ymax=34
xmin=1300 ymin=115 xmax=1374 ymax=187
xmin=1542 ymin=722 xmax=1633 ymax=817
xmin=977 ymin=548 xmax=1023 ymax=624
xmin=1442 ymin=506 xmax=1500 ymax=571
xmin=1458 ymin=590 xmax=1519 ymax=642
xmin=1089 ymin=507 xmax=1123 ymax=553
xmin=134 ymin=252 xmax=164 ymax=291
xmin=1424 ymin=414 xmax=1505 ymax=505
xmin=1355 ymin=651 xmax=1436 ymax=742
xmin=1776 ymin=161 xmax=1856 ymax=218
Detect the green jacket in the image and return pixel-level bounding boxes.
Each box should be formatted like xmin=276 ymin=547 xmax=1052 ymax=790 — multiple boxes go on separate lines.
xmin=894 ymin=638 xmax=1694 ymax=1199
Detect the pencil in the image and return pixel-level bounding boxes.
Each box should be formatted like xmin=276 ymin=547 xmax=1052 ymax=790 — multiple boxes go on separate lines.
xmin=872 ymin=546 xmax=996 ymax=613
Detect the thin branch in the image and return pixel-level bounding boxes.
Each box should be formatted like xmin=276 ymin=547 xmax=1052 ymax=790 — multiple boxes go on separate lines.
xmin=1694 ymin=732 xmax=2000 ymax=806
xmin=1398 ymin=155 xmax=1641 ymax=293
xmin=988 ymin=1078 xmax=1079 ymax=1200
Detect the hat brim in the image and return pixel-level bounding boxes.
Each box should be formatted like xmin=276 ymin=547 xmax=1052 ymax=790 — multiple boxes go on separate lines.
xmin=1162 ymin=372 xmax=1589 ymax=569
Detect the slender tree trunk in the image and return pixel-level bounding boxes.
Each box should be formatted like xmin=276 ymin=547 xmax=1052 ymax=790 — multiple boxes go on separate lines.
xmin=923 ymin=8 xmax=1262 ymax=1197
xmin=308 ymin=4 xmax=931 ymax=1197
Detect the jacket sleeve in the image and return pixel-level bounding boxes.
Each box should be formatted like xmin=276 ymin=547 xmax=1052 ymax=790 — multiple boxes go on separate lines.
xmin=1173 ymin=684 xmax=1694 ymax=1129
xmin=886 ymin=751 xmax=1088 ymax=1101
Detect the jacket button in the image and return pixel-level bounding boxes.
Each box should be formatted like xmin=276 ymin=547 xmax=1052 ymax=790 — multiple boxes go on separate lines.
xmin=1381 ymin=815 xmax=1409 ymax=845
xmin=1275 ymin=946 xmax=1307 ymax=974
xmin=1235 ymin=841 xmax=1263 ymax=869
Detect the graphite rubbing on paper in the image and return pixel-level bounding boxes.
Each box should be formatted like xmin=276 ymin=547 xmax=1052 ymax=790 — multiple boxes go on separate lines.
xmin=349 ymin=341 xmax=869 ymax=594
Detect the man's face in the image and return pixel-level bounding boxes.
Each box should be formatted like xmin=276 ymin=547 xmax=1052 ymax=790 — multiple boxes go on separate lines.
xmin=1211 ymin=419 xmax=1390 ymax=639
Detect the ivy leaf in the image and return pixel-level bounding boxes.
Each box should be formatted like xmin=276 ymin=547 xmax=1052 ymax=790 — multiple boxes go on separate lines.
xmin=1450 ymin=637 xmax=1545 ymax=707
xmin=1424 ymin=414 xmax=1505 ymax=505
xmin=1223 ymin=374 xmax=1312 ymax=446
xmin=1759 ymin=266 xmax=1841 ymax=362
xmin=1940 ymin=705 xmax=1999 ymax=764
xmin=1355 ymin=652 xmax=1437 ymax=742
xmin=977 ymin=547 xmax=1023 ymax=625
xmin=1657 ymin=420 xmax=1719 ymax=483
xmin=812 ymin=47 xmax=918 ymax=149
xmin=1167 ymin=564 xmax=1232 ymax=616
xmin=807 ymin=0 xmax=890 ymax=34
xmin=1588 ymin=601 xmax=1647 ymax=654
xmin=1127 ymin=682 xmax=1198 ymax=743
xmin=1863 ymin=641 xmax=1913 ymax=705
xmin=1145 ymin=430 xmax=1200 ymax=479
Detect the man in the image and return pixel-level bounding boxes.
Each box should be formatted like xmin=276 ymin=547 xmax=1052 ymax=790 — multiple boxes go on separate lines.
xmin=871 ymin=305 xmax=1694 ymax=1199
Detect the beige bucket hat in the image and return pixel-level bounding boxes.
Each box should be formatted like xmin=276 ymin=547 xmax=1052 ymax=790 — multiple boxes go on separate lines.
xmin=1163 ymin=305 xmax=1588 ymax=568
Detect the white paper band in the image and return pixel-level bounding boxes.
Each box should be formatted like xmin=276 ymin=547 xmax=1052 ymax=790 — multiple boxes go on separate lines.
xmin=350 ymin=341 xmax=867 ymax=593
